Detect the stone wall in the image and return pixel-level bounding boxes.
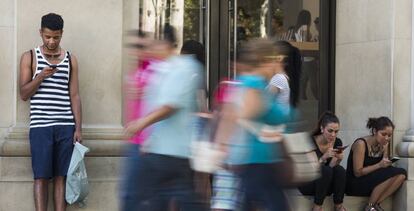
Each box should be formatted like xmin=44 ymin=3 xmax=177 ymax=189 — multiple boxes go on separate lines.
xmin=336 ymin=0 xmax=412 ymax=210
xmin=336 ymin=0 xmax=411 ymax=159
xmin=0 ymin=0 xmax=139 ymax=210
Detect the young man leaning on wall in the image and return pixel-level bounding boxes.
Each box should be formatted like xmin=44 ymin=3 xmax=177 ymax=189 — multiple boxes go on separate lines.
xmin=19 ymin=13 xmax=82 ymax=211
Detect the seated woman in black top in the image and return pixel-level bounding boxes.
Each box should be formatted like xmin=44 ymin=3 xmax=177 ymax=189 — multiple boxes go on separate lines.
xmin=299 ymin=112 xmax=347 ymax=211
xmin=346 ymin=117 xmax=406 ymax=211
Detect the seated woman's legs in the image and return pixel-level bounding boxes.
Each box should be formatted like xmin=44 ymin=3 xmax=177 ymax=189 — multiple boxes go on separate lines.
xmin=331 ymin=165 xmax=346 ymax=210
xmin=377 ymin=174 xmax=406 ymax=203
xmin=369 ymin=173 xmax=406 ymax=204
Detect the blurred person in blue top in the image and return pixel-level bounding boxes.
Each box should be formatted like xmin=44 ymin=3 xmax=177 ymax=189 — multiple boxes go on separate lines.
xmin=180 ymin=39 xmax=212 ymax=204
xmin=214 ymin=38 xmax=291 ymax=211
xmin=210 ymin=43 xmax=256 ymax=211
xmin=124 ymin=24 xmax=206 ymax=211
xmin=181 ymin=40 xmax=208 ymax=113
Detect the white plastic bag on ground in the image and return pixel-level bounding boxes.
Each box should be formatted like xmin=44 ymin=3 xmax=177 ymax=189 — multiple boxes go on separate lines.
xmin=66 ymin=142 xmax=90 ymax=206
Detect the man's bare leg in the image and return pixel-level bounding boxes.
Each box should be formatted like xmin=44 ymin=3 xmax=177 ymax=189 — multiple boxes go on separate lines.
xmin=53 ymin=176 xmax=66 ymax=211
xmin=34 ymin=179 xmax=49 ymax=211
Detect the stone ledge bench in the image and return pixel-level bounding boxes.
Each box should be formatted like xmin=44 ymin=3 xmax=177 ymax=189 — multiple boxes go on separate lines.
xmin=286 ymin=189 xmax=392 ymax=211
xmin=0 ymin=138 xmax=126 ymax=211
xmin=0 ymin=137 xmax=399 ymax=211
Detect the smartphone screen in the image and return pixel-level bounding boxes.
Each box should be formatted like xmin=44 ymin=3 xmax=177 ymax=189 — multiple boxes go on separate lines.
xmin=335 ymin=145 xmax=349 ymax=152
xmin=49 ymin=64 xmax=58 ymax=69
xmin=390 ymin=157 xmax=400 ymax=163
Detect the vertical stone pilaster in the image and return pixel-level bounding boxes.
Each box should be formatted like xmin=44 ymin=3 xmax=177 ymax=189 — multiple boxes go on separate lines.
xmin=397 ymin=0 xmax=414 ymax=159
xmin=395 ymin=0 xmax=414 ymax=210
xmin=0 ymin=0 xmax=16 ymax=134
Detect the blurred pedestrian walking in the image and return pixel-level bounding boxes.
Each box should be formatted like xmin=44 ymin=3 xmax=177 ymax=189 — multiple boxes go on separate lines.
xmin=124 ymin=24 xmax=207 ymax=211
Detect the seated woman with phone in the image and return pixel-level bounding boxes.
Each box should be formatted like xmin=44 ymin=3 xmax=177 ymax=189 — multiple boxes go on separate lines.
xmin=298 ymin=111 xmax=347 ymax=211
xmin=346 ymin=117 xmax=406 ymax=211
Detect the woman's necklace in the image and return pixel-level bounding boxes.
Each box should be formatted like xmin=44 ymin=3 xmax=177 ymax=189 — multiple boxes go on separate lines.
xmin=369 ymin=138 xmax=383 ymax=157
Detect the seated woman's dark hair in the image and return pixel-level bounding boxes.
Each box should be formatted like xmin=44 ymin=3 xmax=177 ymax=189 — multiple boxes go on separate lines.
xmin=312 ymin=111 xmax=339 ymax=136
xmin=41 ymin=13 xmax=64 ymax=31
xmin=366 ymin=117 xmax=395 ymax=135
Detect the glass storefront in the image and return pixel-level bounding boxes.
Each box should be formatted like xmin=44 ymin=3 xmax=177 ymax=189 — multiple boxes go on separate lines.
xmin=138 ymin=0 xmax=207 ymax=48
xmin=136 ymin=0 xmax=334 ymax=131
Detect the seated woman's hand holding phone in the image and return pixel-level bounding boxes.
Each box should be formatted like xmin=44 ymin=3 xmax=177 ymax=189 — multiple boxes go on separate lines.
xmin=329 ymin=145 xmax=348 ymax=162
xmin=321 ymin=147 xmax=336 ymax=160
xmin=390 ymin=157 xmax=400 ymax=163
xmin=378 ymin=158 xmax=392 ymax=168
xmin=377 ymin=157 xmax=400 ymax=169
xmin=335 ymin=144 xmax=349 ymax=153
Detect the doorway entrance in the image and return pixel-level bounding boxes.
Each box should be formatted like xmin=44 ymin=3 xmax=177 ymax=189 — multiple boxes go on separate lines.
xmin=136 ymin=0 xmax=336 ymax=131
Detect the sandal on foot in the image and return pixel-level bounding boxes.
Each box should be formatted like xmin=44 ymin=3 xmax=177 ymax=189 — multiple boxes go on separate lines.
xmin=364 ymin=203 xmax=377 ymax=211
xmin=374 ymin=203 xmax=384 ymax=211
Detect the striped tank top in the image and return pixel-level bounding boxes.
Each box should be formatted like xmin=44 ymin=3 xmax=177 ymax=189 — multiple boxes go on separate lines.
xmin=29 ymin=46 xmax=75 ymax=128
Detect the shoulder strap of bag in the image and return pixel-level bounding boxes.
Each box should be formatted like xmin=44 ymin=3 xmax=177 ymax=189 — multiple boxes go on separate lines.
xmin=237 ymin=119 xmax=285 ymax=136
xmin=237 ymin=119 xmax=285 ymax=143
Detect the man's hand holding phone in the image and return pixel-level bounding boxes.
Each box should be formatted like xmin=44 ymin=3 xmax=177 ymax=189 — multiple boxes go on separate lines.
xmin=38 ymin=66 xmax=58 ymax=79
xmin=49 ymin=64 xmax=58 ymax=69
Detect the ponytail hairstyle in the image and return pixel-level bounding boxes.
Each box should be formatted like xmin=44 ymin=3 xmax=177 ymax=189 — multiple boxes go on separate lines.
xmin=366 ymin=116 xmax=395 ymax=135
xmin=274 ymin=41 xmax=302 ymax=107
xmin=312 ymin=111 xmax=340 ymax=136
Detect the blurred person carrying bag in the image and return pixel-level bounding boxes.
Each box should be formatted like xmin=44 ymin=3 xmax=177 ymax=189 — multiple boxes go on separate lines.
xmin=190 ymin=112 xmax=226 ymax=173
xmin=190 ymin=80 xmax=239 ymax=173
xmin=237 ymin=120 xmax=320 ymax=186
xmin=66 ymin=142 xmax=90 ymax=207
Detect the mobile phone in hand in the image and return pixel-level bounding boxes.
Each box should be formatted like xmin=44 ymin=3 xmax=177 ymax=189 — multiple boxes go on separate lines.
xmin=335 ymin=145 xmax=349 ymax=153
xmin=390 ymin=157 xmax=400 ymax=163
xmin=49 ymin=64 xmax=58 ymax=69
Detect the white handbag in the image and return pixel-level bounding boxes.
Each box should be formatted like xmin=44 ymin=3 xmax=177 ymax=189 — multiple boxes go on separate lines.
xmin=237 ymin=120 xmax=321 ymax=184
xmin=190 ymin=114 xmax=226 ymax=173
xmin=190 ymin=141 xmax=225 ymax=173
xmin=283 ymin=132 xmax=321 ymax=184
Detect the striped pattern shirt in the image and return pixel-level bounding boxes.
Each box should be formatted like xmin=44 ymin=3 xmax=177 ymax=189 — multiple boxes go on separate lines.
xmin=268 ymin=73 xmax=290 ymax=115
xmin=30 ymin=46 xmax=74 ymax=128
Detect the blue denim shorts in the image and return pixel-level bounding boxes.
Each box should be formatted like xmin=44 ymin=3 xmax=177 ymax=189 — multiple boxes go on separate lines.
xmin=29 ymin=125 xmax=75 ymax=179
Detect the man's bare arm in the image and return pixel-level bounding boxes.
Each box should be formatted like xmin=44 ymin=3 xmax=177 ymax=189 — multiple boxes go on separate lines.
xmin=69 ymin=54 xmax=82 ymax=142
xmin=19 ymin=51 xmax=59 ymax=101
xmin=19 ymin=51 xmax=37 ymax=101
